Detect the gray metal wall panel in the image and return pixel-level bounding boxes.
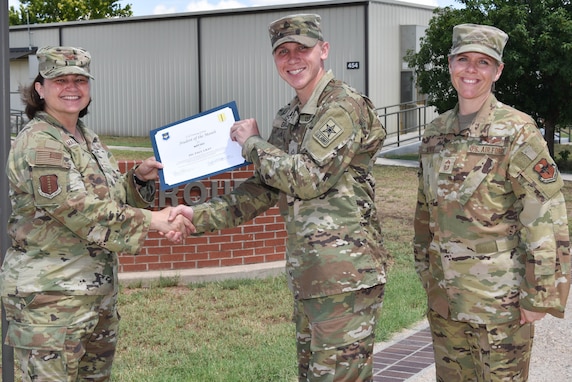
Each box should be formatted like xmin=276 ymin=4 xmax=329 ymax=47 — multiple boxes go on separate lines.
xmin=200 ymin=5 xmax=367 ymax=138
xmin=9 ymin=28 xmax=59 ymax=51
xmin=367 ymin=2 xmax=437 ymax=135
xmin=8 ymin=1 xmax=435 ymax=138
xmin=367 ymin=2 xmax=434 ymax=108
xmin=57 ymin=20 xmax=200 ymax=137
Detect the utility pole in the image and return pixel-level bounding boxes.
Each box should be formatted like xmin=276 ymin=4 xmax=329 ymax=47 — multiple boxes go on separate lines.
xmin=1 ymin=1 xmax=15 ymax=381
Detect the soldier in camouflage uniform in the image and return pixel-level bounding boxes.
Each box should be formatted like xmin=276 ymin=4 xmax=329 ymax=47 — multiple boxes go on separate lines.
xmin=168 ymin=14 xmax=387 ymax=382
xmin=413 ymin=24 xmax=571 ymax=381
xmin=1 ymin=46 xmax=191 ymax=381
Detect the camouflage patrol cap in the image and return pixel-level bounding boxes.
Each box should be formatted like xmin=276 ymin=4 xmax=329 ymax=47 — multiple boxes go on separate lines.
xmin=37 ymin=46 xmax=94 ymax=79
xmin=268 ymin=14 xmax=323 ymax=52
xmin=449 ymin=24 xmax=508 ymax=63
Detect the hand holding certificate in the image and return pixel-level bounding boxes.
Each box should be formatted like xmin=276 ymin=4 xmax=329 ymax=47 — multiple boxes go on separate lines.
xmin=150 ymin=101 xmax=249 ymax=190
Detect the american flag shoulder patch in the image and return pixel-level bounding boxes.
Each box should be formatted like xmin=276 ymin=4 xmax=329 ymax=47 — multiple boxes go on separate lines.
xmin=35 ymin=150 xmax=64 ymax=166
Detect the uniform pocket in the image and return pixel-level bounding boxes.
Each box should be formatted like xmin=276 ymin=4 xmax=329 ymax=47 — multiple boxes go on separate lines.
xmin=310 ymin=309 xmax=375 ymax=352
xmin=457 ymin=156 xmax=496 ymax=205
xmin=5 ymin=321 xmax=66 ymax=351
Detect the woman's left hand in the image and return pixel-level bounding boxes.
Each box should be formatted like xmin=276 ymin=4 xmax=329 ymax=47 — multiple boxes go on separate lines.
xmin=135 ymin=157 xmax=163 ymax=181
xmin=519 ymin=307 xmax=546 ymax=324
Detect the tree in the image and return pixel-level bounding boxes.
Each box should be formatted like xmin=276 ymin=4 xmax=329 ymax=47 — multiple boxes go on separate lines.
xmin=405 ymin=0 xmax=572 ymax=156
xmin=9 ymin=0 xmax=133 ymax=25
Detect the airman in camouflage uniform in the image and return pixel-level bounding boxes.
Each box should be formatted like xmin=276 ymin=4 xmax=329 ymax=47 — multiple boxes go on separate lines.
xmin=170 ymin=14 xmax=387 ymax=382
xmin=414 ymin=24 xmax=571 ymax=382
xmin=1 ymin=46 xmax=190 ymax=381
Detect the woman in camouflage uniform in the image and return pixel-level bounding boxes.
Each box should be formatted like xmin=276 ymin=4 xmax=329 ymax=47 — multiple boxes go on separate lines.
xmin=414 ymin=24 xmax=571 ymax=381
xmin=1 ymin=46 xmax=191 ymax=381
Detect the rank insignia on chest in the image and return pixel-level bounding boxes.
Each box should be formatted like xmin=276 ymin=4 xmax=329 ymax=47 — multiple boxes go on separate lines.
xmin=289 ymin=140 xmax=298 ymax=155
xmin=533 ymin=158 xmax=558 ymax=183
xmin=314 ymin=118 xmax=343 ymax=147
xmin=439 ymin=156 xmax=456 ymax=174
xmin=38 ymin=174 xmax=62 ymax=199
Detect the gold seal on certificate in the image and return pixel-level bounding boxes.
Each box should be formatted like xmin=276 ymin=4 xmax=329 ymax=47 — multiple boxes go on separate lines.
xmin=150 ymin=101 xmax=249 ymax=189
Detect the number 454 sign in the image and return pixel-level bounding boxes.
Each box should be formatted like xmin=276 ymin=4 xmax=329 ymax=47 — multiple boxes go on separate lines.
xmin=347 ymin=61 xmax=360 ymax=69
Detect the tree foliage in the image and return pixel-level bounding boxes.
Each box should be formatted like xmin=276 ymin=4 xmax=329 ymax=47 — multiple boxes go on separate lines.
xmin=9 ymin=0 xmax=133 ymax=25
xmin=405 ymin=0 xmax=572 ymax=156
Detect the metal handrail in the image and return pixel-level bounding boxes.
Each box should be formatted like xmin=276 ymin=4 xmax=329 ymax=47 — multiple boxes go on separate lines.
xmin=10 ymin=108 xmax=25 ymax=134
xmin=375 ymin=100 xmax=436 ymax=149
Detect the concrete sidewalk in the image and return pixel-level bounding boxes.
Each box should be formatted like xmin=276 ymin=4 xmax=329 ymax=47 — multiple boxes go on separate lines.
xmin=395 ymin=291 xmax=572 ymax=381
xmin=116 ymin=151 xmax=571 ymax=381
xmin=375 ymin=157 xmax=572 ymax=381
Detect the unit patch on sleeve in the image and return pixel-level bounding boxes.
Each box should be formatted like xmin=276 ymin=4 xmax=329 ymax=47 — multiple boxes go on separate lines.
xmin=38 ymin=174 xmax=62 ymax=199
xmin=313 ymin=118 xmax=344 ymax=148
xmin=533 ymin=158 xmax=557 ymax=184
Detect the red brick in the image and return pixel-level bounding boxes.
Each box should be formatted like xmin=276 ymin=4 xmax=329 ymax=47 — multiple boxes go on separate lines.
xmin=146 ymin=246 xmax=172 ymax=255
xmin=197 ymin=260 xmax=220 ymax=268
xmin=221 ymin=258 xmax=244 ymax=267
xmin=148 ymin=262 xmax=173 ymax=271
xmin=159 ymin=254 xmax=185 ymax=263
xmin=232 ymin=234 xmax=254 ymax=242
xmin=266 ymin=253 xmax=286 ymax=262
xmin=121 ymin=263 xmax=148 ymax=272
xmin=210 ymin=251 xmax=232 ymax=260
xmin=118 ymin=255 xmax=135 ymax=264
xmin=221 ymin=242 xmax=243 ymax=251
xmin=254 ymin=246 xmax=281 ymax=255
xmin=243 ymin=225 xmax=264 ymax=233
xmin=244 ymin=255 xmax=265 ymax=264
xmin=251 ymin=232 xmax=277 ymax=240
xmin=133 ymin=255 xmax=160 ymax=263
xmin=232 ymin=249 xmax=255 ymax=258
xmin=118 ymin=160 xmax=287 ymax=276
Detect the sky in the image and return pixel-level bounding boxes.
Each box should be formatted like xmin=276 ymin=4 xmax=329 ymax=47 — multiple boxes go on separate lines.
xmin=120 ymin=0 xmax=461 ymax=15
xmin=7 ymin=0 xmax=462 ymax=16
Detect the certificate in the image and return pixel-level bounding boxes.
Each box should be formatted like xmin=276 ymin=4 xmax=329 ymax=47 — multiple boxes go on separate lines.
xmin=150 ymin=101 xmax=249 ymax=190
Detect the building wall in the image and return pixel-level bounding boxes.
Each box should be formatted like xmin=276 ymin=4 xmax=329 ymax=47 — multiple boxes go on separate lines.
xmin=8 ymin=0 xmax=435 ymax=140
xmin=7 ymin=1 xmax=435 ymax=275
xmin=117 ymin=160 xmax=287 ymax=273
xmin=198 ymin=4 xmax=368 ymax=131
xmin=368 ymin=1 xmax=437 ymax=136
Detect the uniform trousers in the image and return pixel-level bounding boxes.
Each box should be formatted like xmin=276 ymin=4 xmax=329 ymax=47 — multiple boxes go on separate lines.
xmin=2 ymin=290 xmax=119 ymax=382
xmin=427 ymin=308 xmax=534 ymax=382
xmin=293 ymin=283 xmax=385 ymax=382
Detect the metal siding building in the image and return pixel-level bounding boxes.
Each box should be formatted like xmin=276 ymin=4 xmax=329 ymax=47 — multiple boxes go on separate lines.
xmin=8 ymin=0 xmax=435 ymax=138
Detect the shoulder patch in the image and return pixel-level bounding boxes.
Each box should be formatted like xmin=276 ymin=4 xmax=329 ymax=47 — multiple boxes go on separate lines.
xmin=38 ymin=174 xmax=62 ymax=199
xmin=313 ymin=118 xmax=344 ymax=147
xmin=533 ymin=158 xmax=558 ymax=184
xmin=35 ymin=150 xmax=64 ymax=166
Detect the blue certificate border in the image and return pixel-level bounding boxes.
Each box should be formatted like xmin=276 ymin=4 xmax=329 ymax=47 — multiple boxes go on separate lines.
xmin=150 ymin=101 xmax=249 ymax=190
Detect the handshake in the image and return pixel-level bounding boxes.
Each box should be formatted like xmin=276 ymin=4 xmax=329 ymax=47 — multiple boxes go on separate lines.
xmin=134 ymin=157 xmax=196 ymax=243
xmin=150 ymin=205 xmax=195 ymax=243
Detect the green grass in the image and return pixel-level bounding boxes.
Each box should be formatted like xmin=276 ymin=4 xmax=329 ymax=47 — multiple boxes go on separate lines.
xmin=99 ymin=135 xmax=153 ymax=161
xmin=107 ymin=165 xmax=427 ymax=381
xmin=1 ymin=164 xmax=427 ymax=381
xmin=115 ymin=278 xmax=296 ymax=382
xmin=5 ymin=133 xmax=571 ymax=380
xmin=100 ymin=135 xmax=152 ymax=148
xmin=382 ymin=152 xmax=419 ymax=161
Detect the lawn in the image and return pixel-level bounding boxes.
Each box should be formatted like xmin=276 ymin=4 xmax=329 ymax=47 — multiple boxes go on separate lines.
xmin=110 ymin=165 xmax=425 ymax=382
xmin=3 ymin=142 xmax=572 ymax=380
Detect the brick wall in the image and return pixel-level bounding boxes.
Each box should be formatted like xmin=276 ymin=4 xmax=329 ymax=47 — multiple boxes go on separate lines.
xmin=117 ymin=161 xmax=287 ymax=273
